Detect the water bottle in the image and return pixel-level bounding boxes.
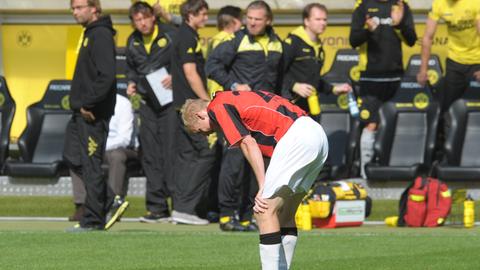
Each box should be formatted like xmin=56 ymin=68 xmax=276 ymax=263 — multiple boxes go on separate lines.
xmin=300 ymin=200 xmax=312 ymax=230
xmin=307 ymin=90 xmax=321 ymax=116
xmin=464 ymin=195 xmax=475 ymax=228
xmin=347 ymin=91 xmax=359 ymax=118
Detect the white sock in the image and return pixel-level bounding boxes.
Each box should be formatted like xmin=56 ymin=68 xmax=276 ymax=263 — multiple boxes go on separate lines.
xmin=360 ymin=129 xmax=376 ymax=179
xmin=259 ymin=243 xmax=281 ymax=270
xmin=281 ymin=235 xmax=297 ymax=269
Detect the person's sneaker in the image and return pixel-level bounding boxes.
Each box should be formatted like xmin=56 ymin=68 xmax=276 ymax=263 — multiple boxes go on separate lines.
xmin=66 ymin=223 xmax=103 ymax=233
xmin=68 ymin=204 xmax=85 ymax=222
xmin=105 ymin=196 xmax=129 ymax=230
xmin=171 ymin=210 xmax=209 ymax=225
xmin=219 ymin=216 xmax=246 ymax=232
xmin=139 ymin=211 xmax=171 ymax=223
xmin=240 ymin=220 xmax=258 ymax=232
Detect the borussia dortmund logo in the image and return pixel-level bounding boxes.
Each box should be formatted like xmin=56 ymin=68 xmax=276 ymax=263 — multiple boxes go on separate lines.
xmin=337 ymin=94 xmax=349 ymax=110
xmin=17 ymin=30 xmax=33 ymax=48
xmin=61 ymin=95 xmax=70 ymax=110
xmin=413 ymin=93 xmax=429 ymax=109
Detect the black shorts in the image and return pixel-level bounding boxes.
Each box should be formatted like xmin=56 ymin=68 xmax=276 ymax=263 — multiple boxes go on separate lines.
xmin=358 ymin=80 xmax=399 ymax=124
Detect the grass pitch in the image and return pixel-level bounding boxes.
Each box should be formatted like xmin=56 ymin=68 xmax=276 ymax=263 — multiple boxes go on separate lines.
xmin=0 ymin=221 xmax=479 ymax=270
xmin=1 ymin=196 xmax=480 ymax=269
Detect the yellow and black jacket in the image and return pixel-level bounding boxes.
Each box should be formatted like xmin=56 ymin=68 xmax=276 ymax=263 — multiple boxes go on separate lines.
xmin=125 ymin=21 xmax=176 ymax=110
xmin=281 ymin=26 xmax=334 ymax=109
xmin=349 ymin=0 xmax=417 ymax=81
xmin=205 ymin=26 xmax=283 ymax=94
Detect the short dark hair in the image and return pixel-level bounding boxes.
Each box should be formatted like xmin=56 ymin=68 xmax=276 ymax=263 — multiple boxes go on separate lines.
xmin=71 ymin=0 xmax=102 ymax=14
xmin=302 ymin=3 xmax=328 ymax=21
xmin=128 ymin=1 xmax=154 ymax=20
xmin=246 ymin=0 xmax=273 ymax=21
xmin=217 ymin=5 xmax=242 ymax=30
xmin=180 ymin=0 xmax=209 ymax=22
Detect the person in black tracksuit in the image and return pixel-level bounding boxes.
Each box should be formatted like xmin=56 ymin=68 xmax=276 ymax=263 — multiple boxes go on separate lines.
xmin=125 ymin=2 xmax=177 ymax=223
xmin=170 ymin=0 xmax=215 ymax=225
xmin=282 ymin=3 xmax=352 ymax=117
xmin=349 ymin=0 xmax=417 ymax=178
xmin=205 ymin=1 xmax=282 ymax=231
xmin=64 ymin=0 xmax=116 ymax=230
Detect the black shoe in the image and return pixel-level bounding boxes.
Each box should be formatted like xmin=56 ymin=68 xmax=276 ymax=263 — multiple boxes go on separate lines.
xmin=139 ymin=211 xmax=171 ymax=223
xmin=105 ymin=196 xmax=129 ymax=230
xmin=68 ymin=204 xmax=85 ymax=222
xmin=240 ymin=220 xmax=258 ymax=232
xmin=219 ymin=216 xmax=246 ymax=232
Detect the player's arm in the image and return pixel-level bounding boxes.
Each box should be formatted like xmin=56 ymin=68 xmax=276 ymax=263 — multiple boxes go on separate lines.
xmin=183 ymin=63 xmax=210 ymax=100
xmin=240 ymin=135 xmax=265 ymax=189
xmin=240 ymin=135 xmax=268 ymax=212
xmin=417 ymin=18 xmax=438 ymax=86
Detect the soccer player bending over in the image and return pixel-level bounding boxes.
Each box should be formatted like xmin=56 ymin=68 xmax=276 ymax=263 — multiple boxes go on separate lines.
xmin=181 ymin=90 xmax=328 ymax=270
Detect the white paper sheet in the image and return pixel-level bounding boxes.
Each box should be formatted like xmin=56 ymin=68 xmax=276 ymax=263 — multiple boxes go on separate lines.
xmin=145 ymin=67 xmax=172 ymax=106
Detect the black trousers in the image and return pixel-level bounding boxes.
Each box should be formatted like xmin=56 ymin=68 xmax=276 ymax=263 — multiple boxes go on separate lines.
xmin=358 ymin=80 xmax=399 ymax=124
xmin=218 ymin=142 xmax=265 ymax=221
xmin=63 ymin=114 xmax=110 ymax=228
xmin=173 ymin=113 xmax=216 ymax=217
xmin=139 ymin=104 xmax=176 ymax=215
xmin=442 ymin=58 xmax=480 ymax=112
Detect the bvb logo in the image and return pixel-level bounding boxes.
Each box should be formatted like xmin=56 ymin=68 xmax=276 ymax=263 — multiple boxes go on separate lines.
xmin=17 ymin=30 xmax=33 ymax=48
xmin=427 ymin=69 xmax=439 ymax=85
xmin=414 ymin=93 xmax=429 ymax=109
xmin=349 ymin=66 xmax=361 ymax=82
xmin=61 ymin=95 xmax=71 ymax=110
xmin=0 ymin=93 xmax=5 ymax=107
xmin=337 ymin=93 xmax=349 ymax=110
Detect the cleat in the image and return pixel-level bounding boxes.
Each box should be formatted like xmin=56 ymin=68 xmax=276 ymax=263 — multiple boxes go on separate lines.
xmin=105 ymin=196 xmax=129 ymax=230
xmin=219 ymin=216 xmax=246 ymax=232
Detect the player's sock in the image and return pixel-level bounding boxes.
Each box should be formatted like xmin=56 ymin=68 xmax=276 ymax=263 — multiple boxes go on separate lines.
xmin=259 ymin=231 xmax=282 ymax=270
xmin=280 ymin=227 xmax=298 ymax=269
xmin=360 ymin=128 xmax=376 ymax=179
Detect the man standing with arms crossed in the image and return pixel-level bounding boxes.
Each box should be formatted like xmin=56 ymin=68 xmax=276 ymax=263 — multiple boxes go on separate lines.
xmin=65 ymin=0 xmax=117 ymax=231
xmin=182 ymin=91 xmax=328 ymax=269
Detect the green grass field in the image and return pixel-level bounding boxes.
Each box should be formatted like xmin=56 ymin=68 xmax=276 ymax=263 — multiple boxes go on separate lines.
xmin=1 ymin=222 xmax=479 ymax=269
xmin=1 ymin=196 xmax=480 ymax=269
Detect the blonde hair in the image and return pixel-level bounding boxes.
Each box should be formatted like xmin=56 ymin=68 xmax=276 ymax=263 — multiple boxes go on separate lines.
xmin=181 ymin=99 xmax=210 ymax=131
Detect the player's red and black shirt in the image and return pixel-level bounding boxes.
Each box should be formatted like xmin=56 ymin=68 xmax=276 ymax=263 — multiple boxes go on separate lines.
xmin=207 ymin=90 xmax=307 ymax=157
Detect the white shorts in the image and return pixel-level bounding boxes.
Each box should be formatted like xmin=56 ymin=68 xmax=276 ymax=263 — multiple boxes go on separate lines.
xmin=262 ymin=116 xmax=329 ymax=198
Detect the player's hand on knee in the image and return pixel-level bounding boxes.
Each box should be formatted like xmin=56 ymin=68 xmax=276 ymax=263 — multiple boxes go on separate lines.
xmin=254 ymin=190 xmax=268 ymax=214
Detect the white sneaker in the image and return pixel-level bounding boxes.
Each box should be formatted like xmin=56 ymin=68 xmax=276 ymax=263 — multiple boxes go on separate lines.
xmin=171 ymin=210 xmax=209 ymax=225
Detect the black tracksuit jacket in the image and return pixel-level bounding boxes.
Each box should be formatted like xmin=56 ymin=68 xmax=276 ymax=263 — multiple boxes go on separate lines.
xmin=349 ymin=0 xmax=417 ymax=80
xmin=125 ymin=22 xmax=176 ymax=111
xmin=205 ymin=26 xmax=283 ymax=94
xmin=281 ymin=26 xmax=334 ymax=106
xmin=70 ymin=15 xmax=117 ymax=119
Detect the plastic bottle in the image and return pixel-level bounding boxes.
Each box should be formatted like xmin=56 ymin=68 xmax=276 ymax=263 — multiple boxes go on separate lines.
xmin=347 ymin=91 xmax=359 ymax=118
xmin=307 ymin=91 xmax=321 ymax=116
xmin=300 ymin=200 xmax=312 ymax=231
xmin=464 ymin=195 xmax=475 ymax=228
xmin=385 ymin=216 xmax=398 ymax=227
